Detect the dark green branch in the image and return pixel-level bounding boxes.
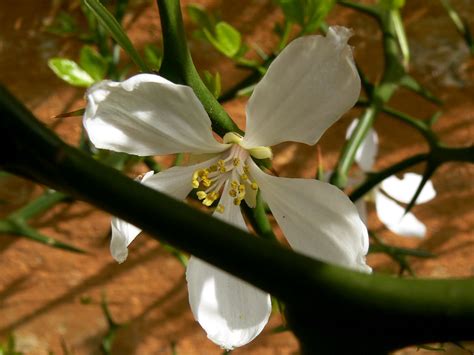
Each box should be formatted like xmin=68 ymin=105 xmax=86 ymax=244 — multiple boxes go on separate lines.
xmin=2 ymin=82 xmax=474 ymax=353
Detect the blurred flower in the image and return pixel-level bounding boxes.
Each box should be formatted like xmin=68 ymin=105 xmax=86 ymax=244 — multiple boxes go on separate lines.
xmin=84 ymin=26 xmax=369 ymax=349
xmin=346 ymin=119 xmax=436 ymax=237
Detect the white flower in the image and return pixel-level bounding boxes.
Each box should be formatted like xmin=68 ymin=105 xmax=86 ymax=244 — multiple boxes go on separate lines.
xmin=347 ymin=119 xmax=436 ymax=237
xmin=84 ymin=26 xmax=370 ymax=349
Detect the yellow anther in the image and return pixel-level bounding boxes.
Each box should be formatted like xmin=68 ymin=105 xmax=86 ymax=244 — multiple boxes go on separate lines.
xmin=251 ymin=182 xmax=258 ymax=190
xmin=216 ymin=204 xmax=225 ymax=214
xmin=223 ymin=132 xmax=243 ymax=144
xmin=243 ymin=165 xmax=249 ymax=175
xmin=231 ymin=181 xmax=239 ymax=189
xmin=192 ymin=180 xmax=199 ymax=189
xmin=239 ymin=184 xmax=245 ymax=193
xmin=233 ymin=198 xmax=242 ymax=206
xmin=233 ymin=158 xmax=240 ymax=166
xmin=249 ymin=146 xmax=273 ymax=159
xmin=240 ymin=173 xmax=248 ymax=181
xmin=202 ymin=178 xmax=212 ymax=187
xmin=197 ymin=191 xmax=207 ymax=200
xmin=209 ymin=164 xmax=218 ymax=172
xmin=217 ymin=160 xmax=225 ymax=166
xmin=229 ymin=189 xmax=237 ymax=197
xmin=219 ymin=166 xmax=227 ymax=173
xmin=203 ymin=198 xmax=213 ymax=206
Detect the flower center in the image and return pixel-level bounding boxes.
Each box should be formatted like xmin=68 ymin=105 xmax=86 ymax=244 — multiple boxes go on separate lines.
xmin=191 ymin=136 xmax=260 ymax=212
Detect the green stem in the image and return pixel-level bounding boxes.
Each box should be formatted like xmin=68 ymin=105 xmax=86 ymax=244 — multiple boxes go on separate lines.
xmin=156 ymin=0 xmax=241 ymax=136
xmin=330 ymin=104 xmax=379 ymax=188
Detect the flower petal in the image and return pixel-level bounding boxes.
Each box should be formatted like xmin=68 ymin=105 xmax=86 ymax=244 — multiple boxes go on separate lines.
xmin=84 ymin=74 xmax=228 ymax=155
xmin=186 ymin=182 xmax=271 ymax=349
xmin=110 ymin=216 xmax=142 ymax=263
xmin=110 ymin=158 xmax=220 ymax=263
xmin=375 ymin=190 xmax=427 ymax=238
xmin=355 ymin=199 xmax=368 ymax=226
xmin=242 ymin=26 xmax=360 ymax=148
xmin=381 ymin=173 xmax=436 ymax=205
xmin=186 ymin=257 xmax=272 ymax=350
xmin=248 ymin=160 xmax=371 ymax=272
xmin=346 ymin=119 xmax=379 ymax=172
xmin=109 ymin=170 xmax=154 ymax=263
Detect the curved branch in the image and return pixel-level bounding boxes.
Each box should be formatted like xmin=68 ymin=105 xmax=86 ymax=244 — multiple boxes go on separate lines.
xmin=2 ymin=84 xmax=474 ymax=353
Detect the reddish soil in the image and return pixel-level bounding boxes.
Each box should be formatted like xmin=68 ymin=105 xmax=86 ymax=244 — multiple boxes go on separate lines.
xmin=0 ymin=0 xmax=473 ymax=354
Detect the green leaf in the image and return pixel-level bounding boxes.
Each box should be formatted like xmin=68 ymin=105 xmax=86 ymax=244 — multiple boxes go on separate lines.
xmin=79 ymin=45 xmax=108 ymax=81
xmin=48 ymin=58 xmax=95 ymax=87
xmin=276 ymin=0 xmax=305 ymax=25
xmin=202 ymin=71 xmax=221 ymax=98
xmin=143 ymin=44 xmax=163 ymax=70
xmin=45 ymin=11 xmax=79 ymax=36
xmin=275 ymin=0 xmax=335 ymax=34
xmin=83 ymin=0 xmax=149 ymax=72
xmin=204 ymin=21 xmax=242 ymax=58
xmin=303 ymin=0 xmax=335 ymax=33
xmin=187 ymin=4 xmax=215 ymax=32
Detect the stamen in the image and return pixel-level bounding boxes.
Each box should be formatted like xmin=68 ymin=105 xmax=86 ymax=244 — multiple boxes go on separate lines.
xmin=251 ymin=182 xmax=258 ymax=190
xmin=240 ymin=173 xmax=248 ymax=181
xmin=233 ymin=198 xmax=242 ymax=206
xmin=229 ymin=189 xmax=237 ymax=197
xmin=233 ymin=158 xmax=240 ymax=166
xmin=197 ymin=191 xmax=207 ymax=200
xmin=216 ymin=204 xmax=225 ymax=214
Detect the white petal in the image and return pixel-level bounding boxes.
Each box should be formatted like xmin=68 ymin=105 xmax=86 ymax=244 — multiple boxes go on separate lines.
xmin=355 ymin=199 xmax=368 ymax=226
xmin=110 ymin=217 xmax=141 ymax=263
xmin=109 ymin=171 xmax=154 ymax=263
xmin=242 ymin=26 xmax=360 ymax=148
xmin=84 ymin=74 xmax=228 ymax=155
xmin=248 ymin=160 xmax=371 ymax=273
xmin=375 ymin=190 xmax=427 ymax=238
xmin=381 ymin=173 xmax=436 ymax=205
xmin=110 ymin=158 xmax=220 ymax=263
xmin=186 ymin=257 xmax=271 ymax=350
xmin=346 ymin=119 xmax=379 ymax=171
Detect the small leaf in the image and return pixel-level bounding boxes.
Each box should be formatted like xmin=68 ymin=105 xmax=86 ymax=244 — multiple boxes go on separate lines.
xmin=187 ymin=4 xmax=215 ymax=32
xmin=303 ymin=0 xmax=335 ymax=34
xmin=48 ymin=58 xmax=95 ymax=87
xmin=45 ymin=11 xmax=79 ymax=36
xmin=204 ymin=22 xmax=242 ymax=58
xmin=143 ymin=44 xmax=163 ymax=70
xmin=276 ymin=0 xmax=305 ymax=25
xmin=83 ymin=0 xmax=149 ymax=72
xmin=79 ymin=45 xmax=108 ymax=81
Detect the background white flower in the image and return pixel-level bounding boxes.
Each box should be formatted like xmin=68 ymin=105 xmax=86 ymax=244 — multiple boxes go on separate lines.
xmin=84 ymin=26 xmax=370 ymax=349
xmin=347 ymin=119 xmax=437 ymax=237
